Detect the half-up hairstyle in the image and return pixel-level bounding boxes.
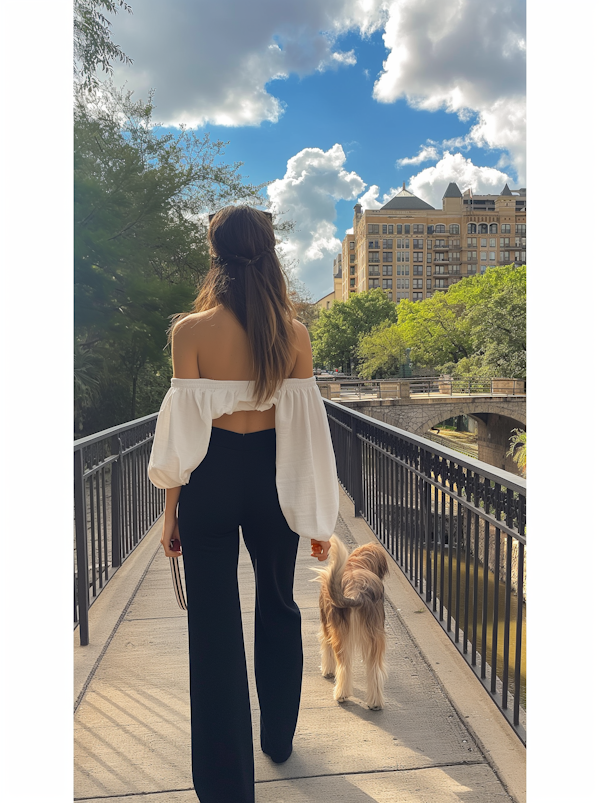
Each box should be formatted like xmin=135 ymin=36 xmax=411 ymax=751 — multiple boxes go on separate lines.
xmin=175 ymin=205 xmax=298 ymax=406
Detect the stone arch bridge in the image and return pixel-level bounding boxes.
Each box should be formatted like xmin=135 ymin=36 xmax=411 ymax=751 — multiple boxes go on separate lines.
xmin=320 ymin=385 xmax=526 ymax=474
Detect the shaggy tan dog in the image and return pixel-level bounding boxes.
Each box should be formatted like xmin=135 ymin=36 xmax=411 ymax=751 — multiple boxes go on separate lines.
xmin=313 ymin=535 xmax=389 ymax=710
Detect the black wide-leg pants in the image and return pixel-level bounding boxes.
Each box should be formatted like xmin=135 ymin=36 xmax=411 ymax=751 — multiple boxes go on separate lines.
xmin=178 ymin=426 xmax=303 ymax=803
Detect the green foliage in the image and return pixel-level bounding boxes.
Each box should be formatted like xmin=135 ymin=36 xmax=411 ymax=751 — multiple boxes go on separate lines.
xmin=74 ymin=0 xmax=133 ymax=90
xmin=310 ymin=290 xmax=397 ymax=370
xmin=396 ymin=264 xmax=526 ymax=378
xmin=356 ymin=321 xmax=408 ymax=378
xmin=74 ymin=84 xmax=265 ymax=434
xmin=507 ymin=428 xmax=527 ymax=476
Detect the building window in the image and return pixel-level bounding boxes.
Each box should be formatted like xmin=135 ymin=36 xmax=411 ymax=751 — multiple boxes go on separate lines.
xmin=368 ymin=265 xmax=380 ymax=276
xmin=489 ymin=224 xmax=498 ymax=234
xmin=382 ymin=224 xmax=389 ymax=234
xmin=349 ymin=241 xmax=355 ymax=249
xmin=467 ymin=251 xmax=477 ymax=260
xmin=434 ymin=279 xmax=448 ymax=288
xmin=489 ymin=251 xmax=496 ymax=261
xmin=413 ymin=265 xmax=423 ymax=276
xmin=434 ymin=239 xmax=446 ymax=247
xmin=478 ymin=223 xmax=488 ymax=234
xmin=367 ymin=224 xmax=380 ymax=234
xmin=382 ymin=252 xmax=393 ymax=262
xmin=397 ymin=251 xmax=410 ymax=262
xmin=435 ymin=224 xmax=446 ymax=233
xmin=413 ymin=278 xmax=423 ymax=289
xmin=350 ymin=254 xmax=355 ymax=263
xmin=480 ymin=238 xmax=487 ymax=247
xmin=412 ymin=238 xmax=423 ymax=249
xmin=397 ymin=238 xmax=409 ymax=248
xmin=467 ymin=237 xmax=476 ymax=247
xmin=397 ymin=277 xmax=409 ymax=289
xmin=467 ymin=223 xmax=477 ymax=234
xmin=500 ymin=237 xmax=510 ymax=247
xmin=480 ymin=251 xmax=487 ymax=261
xmin=501 ymin=224 xmax=511 ymax=234
xmin=382 ymin=238 xmax=393 ymax=249
xmin=382 ymin=278 xmax=392 ymax=289
xmin=368 ymin=278 xmax=380 ymax=288
xmin=427 ymin=239 xmax=432 ymax=249
xmin=449 ymin=224 xmax=460 ymax=234
xmin=368 ymin=252 xmax=380 ymax=263
xmin=350 ymin=278 xmax=355 ymax=287
xmin=480 ymin=266 xmax=487 ymax=274
xmin=382 ymin=264 xmax=393 ymax=275
xmin=413 ymin=224 xmax=424 ymax=234
xmin=426 ymin=278 xmax=432 ymax=289
xmin=449 ymin=252 xmax=460 ymax=261
xmin=489 ymin=238 xmax=496 ymax=247
xmin=427 ymin=253 xmax=432 ymax=263
xmin=467 ymin=265 xmax=477 ymax=274
xmin=368 ymin=239 xmax=379 ymax=249
xmin=434 ymin=252 xmax=446 ymax=261
xmin=426 ymin=265 xmax=432 ymax=275
xmin=413 ymin=292 xmax=423 ymax=301
xmin=413 ymin=251 xmax=423 ymax=262
xmin=515 ymin=236 xmax=526 ymax=247
xmin=350 ymin=266 xmax=355 ymax=275
xmin=516 ymin=224 xmax=526 ymax=235
xmin=427 ymin=225 xmax=434 ymax=234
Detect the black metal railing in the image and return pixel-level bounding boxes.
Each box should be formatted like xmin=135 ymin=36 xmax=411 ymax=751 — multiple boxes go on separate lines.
xmin=74 ymin=414 xmax=164 ymax=646
xmin=324 ymin=400 xmax=526 ymax=743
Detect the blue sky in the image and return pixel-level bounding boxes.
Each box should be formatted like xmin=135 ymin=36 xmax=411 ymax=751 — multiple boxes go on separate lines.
xmin=109 ymin=0 xmax=526 ymax=299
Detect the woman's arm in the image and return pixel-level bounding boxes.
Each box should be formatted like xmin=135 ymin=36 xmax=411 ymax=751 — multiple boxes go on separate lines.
xmin=160 ymin=487 xmax=182 ymax=557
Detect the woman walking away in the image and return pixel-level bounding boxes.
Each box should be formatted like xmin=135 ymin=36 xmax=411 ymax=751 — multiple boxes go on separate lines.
xmin=147 ymin=206 xmax=339 ymax=803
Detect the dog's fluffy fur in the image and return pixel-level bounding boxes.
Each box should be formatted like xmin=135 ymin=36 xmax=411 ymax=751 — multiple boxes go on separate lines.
xmin=312 ymin=535 xmax=389 ymax=710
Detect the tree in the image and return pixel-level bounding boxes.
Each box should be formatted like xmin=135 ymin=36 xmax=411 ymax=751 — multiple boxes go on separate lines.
xmin=74 ymin=0 xmax=133 ymax=90
xmin=395 ymin=264 xmax=526 ymax=379
xmin=507 ymin=429 xmax=526 ymax=476
xmin=310 ymin=290 xmax=397 ymax=371
xmin=356 ymin=321 xmax=408 ymax=378
xmin=75 ymin=84 xmax=265 ymax=433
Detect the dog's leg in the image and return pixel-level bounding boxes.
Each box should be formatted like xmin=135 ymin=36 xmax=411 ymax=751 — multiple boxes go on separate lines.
xmin=360 ymin=610 xmax=387 ymax=710
xmin=331 ymin=610 xmax=353 ymax=703
xmin=318 ymin=620 xmax=337 ymax=678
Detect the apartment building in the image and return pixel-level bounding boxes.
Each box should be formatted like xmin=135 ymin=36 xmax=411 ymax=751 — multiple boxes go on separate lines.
xmin=341 ymin=182 xmax=526 ymax=303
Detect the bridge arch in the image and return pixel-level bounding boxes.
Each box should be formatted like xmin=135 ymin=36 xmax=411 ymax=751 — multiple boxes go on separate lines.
xmin=413 ymin=402 xmax=526 ymax=437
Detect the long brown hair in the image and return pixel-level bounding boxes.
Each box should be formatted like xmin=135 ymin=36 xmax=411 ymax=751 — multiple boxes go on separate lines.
xmin=172 ymin=205 xmax=298 ymax=405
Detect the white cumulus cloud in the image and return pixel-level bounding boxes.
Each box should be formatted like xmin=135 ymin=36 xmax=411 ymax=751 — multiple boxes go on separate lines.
xmin=396 ymin=145 xmax=440 ymax=167
xmin=407 ymin=152 xmax=512 ymax=206
xmin=267 ymin=144 xmax=366 ymax=298
xmin=372 ymin=0 xmax=526 ymax=182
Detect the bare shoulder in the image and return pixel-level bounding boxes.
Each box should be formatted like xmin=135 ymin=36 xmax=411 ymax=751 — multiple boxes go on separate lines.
xmin=289 ymin=318 xmax=314 ymax=378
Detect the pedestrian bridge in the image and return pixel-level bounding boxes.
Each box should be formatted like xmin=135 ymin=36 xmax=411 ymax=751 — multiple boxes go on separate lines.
xmin=74 ymin=403 xmax=526 ymax=803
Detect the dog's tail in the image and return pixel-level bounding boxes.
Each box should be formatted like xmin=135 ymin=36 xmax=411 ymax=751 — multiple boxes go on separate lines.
xmin=312 ymin=535 xmax=378 ymax=609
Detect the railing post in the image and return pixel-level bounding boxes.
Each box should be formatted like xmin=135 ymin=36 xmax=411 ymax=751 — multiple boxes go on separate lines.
xmin=351 ymin=417 xmax=363 ymax=517
xmin=111 ymin=435 xmax=122 ymax=569
xmin=74 ymin=448 xmax=90 ymax=647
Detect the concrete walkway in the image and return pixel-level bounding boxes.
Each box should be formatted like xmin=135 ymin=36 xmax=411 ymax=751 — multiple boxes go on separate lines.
xmin=74 ymin=486 xmax=525 ymax=803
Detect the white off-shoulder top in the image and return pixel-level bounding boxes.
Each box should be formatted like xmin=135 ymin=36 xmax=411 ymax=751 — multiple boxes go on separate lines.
xmin=148 ymin=376 xmax=339 ymax=541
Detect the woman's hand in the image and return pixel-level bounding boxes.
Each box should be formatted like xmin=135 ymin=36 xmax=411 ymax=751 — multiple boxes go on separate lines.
xmin=311 ymin=539 xmax=331 ymax=562
xmin=161 ymin=515 xmax=182 ymax=557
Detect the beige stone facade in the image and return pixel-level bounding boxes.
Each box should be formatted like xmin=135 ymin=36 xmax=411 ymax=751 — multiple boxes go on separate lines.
xmin=316 ymin=252 xmax=344 ymax=310
xmin=341 ymin=182 xmax=526 ymax=303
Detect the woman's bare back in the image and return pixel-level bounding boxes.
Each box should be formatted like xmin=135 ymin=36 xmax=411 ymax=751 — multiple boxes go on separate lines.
xmin=171 ymin=305 xmax=314 ymax=434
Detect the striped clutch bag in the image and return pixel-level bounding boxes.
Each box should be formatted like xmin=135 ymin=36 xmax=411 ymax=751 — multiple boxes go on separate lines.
xmin=169 ymin=539 xmax=187 ymax=611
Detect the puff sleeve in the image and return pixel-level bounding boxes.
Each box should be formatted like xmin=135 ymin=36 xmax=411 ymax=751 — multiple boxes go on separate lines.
xmin=274 ymin=379 xmax=339 ymax=541
xmin=148 ymin=383 xmax=214 ymax=488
